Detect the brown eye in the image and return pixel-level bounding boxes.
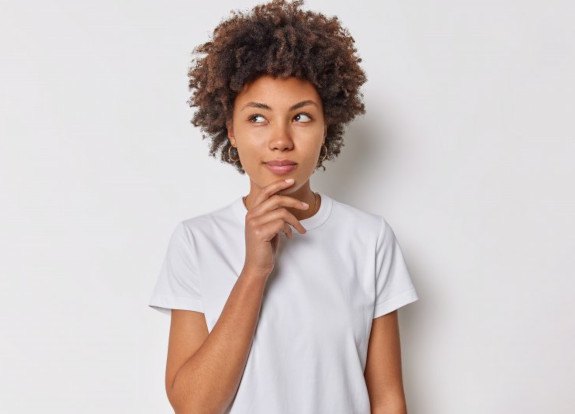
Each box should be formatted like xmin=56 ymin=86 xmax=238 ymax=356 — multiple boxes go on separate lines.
xmin=294 ymin=113 xmax=312 ymax=122
xmin=248 ymin=114 xmax=265 ymax=123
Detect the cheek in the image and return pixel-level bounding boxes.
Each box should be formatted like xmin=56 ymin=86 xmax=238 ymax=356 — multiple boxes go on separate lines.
xmin=235 ymin=142 xmax=265 ymax=174
xmin=301 ymin=136 xmax=324 ymax=160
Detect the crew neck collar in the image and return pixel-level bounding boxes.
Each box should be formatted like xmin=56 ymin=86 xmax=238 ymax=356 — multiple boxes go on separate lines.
xmin=231 ymin=191 xmax=333 ymax=231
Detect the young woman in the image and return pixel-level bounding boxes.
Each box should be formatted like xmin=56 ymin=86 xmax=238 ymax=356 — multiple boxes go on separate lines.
xmin=149 ymin=1 xmax=419 ymax=413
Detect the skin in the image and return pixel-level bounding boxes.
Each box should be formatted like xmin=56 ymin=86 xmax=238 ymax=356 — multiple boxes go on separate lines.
xmin=226 ymin=74 xmax=327 ymax=221
xmin=226 ymin=74 xmax=409 ymax=413
xmin=365 ymin=311 xmax=409 ymax=413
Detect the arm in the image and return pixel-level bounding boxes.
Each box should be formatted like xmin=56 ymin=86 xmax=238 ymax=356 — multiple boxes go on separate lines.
xmin=364 ymin=310 xmax=408 ymax=414
xmin=167 ymin=268 xmax=268 ymax=414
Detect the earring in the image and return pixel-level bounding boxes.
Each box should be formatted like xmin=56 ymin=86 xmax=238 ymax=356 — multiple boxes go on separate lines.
xmin=228 ymin=145 xmax=240 ymax=162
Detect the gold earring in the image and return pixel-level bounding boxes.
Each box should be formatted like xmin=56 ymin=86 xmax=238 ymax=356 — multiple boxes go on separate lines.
xmin=228 ymin=145 xmax=239 ymax=162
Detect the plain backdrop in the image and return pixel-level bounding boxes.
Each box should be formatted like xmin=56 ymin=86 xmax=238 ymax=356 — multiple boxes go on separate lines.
xmin=1 ymin=0 xmax=574 ymax=412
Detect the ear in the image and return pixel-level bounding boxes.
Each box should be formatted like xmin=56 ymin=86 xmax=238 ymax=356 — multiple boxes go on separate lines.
xmin=226 ymin=119 xmax=234 ymax=141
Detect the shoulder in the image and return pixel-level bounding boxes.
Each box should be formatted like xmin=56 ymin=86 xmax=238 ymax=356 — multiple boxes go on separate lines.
xmin=178 ymin=198 xmax=241 ymax=236
xmin=328 ymin=196 xmax=385 ymax=237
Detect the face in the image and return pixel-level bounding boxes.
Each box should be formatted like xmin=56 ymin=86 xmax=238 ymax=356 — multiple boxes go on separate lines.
xmin=226 ymin=75 xmax=327 ymax=198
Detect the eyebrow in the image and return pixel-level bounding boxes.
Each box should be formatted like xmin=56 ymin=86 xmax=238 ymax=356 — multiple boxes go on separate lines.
xmin=240 ymin=100 xmax=319 ymax=112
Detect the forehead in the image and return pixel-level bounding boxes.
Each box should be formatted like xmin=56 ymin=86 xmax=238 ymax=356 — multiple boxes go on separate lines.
xmin=235 ymin=75 xmax=321 ymax=106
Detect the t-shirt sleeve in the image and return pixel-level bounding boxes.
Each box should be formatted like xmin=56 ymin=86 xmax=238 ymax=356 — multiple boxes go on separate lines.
xmin=373 ymin=216 xmax=419 ymax=319
xmin=148 ymin=221 xmax=203 ymax=315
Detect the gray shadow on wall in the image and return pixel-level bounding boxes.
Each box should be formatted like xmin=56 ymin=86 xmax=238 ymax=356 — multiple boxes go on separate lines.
xmin=312 ymin=106 xmax=399 ymax=205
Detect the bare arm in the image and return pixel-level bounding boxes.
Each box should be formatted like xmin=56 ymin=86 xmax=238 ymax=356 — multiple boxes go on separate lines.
xmin=365 ymin=310 xmax=408 ymax=414
xmin=168 ymin=268 xmax=268 ymax=414
xmin=167 ymin=178 xmax=307 ymax=413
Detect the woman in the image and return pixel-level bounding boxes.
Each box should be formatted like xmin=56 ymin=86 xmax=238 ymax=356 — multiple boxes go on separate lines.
xmin=149 ymin=1 xmax=419 ymax=413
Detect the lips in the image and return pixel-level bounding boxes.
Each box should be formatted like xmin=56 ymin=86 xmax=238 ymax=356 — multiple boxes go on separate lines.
xmin=265 ymin=159 xmax=297 ymax=166
xmin=265 ymin=160 xmax=297 ymax=175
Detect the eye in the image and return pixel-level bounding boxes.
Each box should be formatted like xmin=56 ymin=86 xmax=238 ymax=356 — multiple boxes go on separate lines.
xmin=294 ymin=113 xmax=312 ymax=123
xmin=248 ymin=114 xmax=266 ymax=123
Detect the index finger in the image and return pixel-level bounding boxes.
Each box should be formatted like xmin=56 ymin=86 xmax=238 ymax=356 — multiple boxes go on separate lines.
xmin=254 ymin=178 xmax=295 ymax=206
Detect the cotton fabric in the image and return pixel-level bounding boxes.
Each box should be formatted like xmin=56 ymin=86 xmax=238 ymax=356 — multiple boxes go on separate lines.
xmin=149 ymin=192 xmax=419 ymax=413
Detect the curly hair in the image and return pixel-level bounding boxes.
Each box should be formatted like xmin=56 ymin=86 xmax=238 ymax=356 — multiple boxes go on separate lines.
xmin=187 ymin=0 xmax=367 ymax=174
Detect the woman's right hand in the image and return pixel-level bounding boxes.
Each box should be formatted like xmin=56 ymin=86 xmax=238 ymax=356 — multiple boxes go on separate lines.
xmin=243 ymin=178 xmax=310 ymax=278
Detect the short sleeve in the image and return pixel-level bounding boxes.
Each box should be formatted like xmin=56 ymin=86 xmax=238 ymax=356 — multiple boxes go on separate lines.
xmin=148 ymin=221 xmax=203 ymax=315
xmin=373 ymin=217 xmax=419 ymax=319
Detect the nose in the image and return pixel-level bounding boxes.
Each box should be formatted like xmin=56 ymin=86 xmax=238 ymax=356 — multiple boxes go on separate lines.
xmin=269 ymin=120 xmax=294 ymax=151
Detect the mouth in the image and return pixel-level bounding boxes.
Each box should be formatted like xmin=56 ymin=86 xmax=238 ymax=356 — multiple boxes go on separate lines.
xmin=264 ymin=159 xmax=298 ymax=166
xmin=264 ymin=162 xmax=298 ymax=175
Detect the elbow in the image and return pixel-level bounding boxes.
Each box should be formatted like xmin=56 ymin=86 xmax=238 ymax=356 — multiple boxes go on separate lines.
xmin=371 ymin=397 xmax=407 ymax=414
xmin=170 ymin=398 xmax=203 ymax=414
xmin=172 ymin=402 xmax=228 ymax=414
xmin=168 ymin=387 xmax=227 ymax=414
xmin=167 ymin=382 xmax=194 ymax=414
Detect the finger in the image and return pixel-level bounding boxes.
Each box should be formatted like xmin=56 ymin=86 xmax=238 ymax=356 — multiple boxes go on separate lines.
xmin=255 ymin=178 xmax=295 ymax=206
xmin=249 ymin=193 xmax=308 ymax=221
xmin=256 ymin=208 xmax=307 ymax=234
xmin=260 ymin=219 xmax=294 ymax=243
xmin=282 ymin=222 xmax=290 ymax=238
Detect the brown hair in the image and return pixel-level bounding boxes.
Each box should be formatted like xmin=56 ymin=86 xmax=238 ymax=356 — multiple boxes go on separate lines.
xmin=187 ymin=0 xmax=367 ymax=174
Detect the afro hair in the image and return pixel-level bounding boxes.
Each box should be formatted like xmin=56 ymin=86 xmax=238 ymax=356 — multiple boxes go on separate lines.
xmin=187 ymin=0 xmax=367 ymax=174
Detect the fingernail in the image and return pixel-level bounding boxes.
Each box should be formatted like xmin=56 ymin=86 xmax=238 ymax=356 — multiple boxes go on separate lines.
xmin=301 ymin=202 xmax=309 ymax=208
xmin=285 ymin=178 xmax=294 ymax=183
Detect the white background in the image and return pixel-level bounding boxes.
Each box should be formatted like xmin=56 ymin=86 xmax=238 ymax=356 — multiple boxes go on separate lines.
xmin=1 ymin=0 xmax=574 ymax=412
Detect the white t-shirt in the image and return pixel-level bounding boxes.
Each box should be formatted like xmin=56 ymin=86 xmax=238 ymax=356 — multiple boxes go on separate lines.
xmin=149 ymin=192 xmax=419 ymax=413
